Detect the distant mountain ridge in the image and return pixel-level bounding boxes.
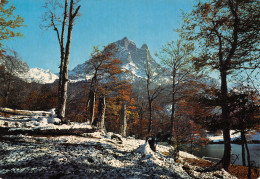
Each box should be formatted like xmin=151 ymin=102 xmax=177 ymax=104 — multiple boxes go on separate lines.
xmin=18 ymin=68 xmax=59 ymax=84
xmin=2 ymin=37 xmax=165 ymax=85
xmin=0 ymin=55 xmax=58 ymax=84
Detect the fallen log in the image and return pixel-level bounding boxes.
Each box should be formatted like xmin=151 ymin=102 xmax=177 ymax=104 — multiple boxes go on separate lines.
xmin=0 ymin=108 xmax=50 ymax=117
xmin=0 ymin=127 xmax=97 ymax=136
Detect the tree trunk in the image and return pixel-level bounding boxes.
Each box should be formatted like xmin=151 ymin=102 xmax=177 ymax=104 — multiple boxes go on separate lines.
xmin=57 ymin=0 xmax=68 ymax=117
xmin=89 ymin=90 xmax=96 ymax=124
xmin=220 ymin=67 xmax=231 ymax=171
xmin=174 ymin=124 xmax=180 ymax=160
xmin=5 ymin=79 xmax=12 ymax=107
xmin=58 ymin=72 xmax=68 ymax=123
xmin=147 ymin=99 xmax=152 ymax=134
xmin=139 ymin=106 xmax=143 ymax=121
xmin=220 ymin=0 xmax=239 ymax=171
xmin=96 ymin=95 xmax=106 ymax=130
xmin=170 ymin=72 xmax=176 ymax=138
xmin=57 ymin=0 xmax=80 ymax=123
xmin=190 ymin=134 xmax=193 ymax=154
xmin=120 ymin=101 xmax=127 ymax=137
xmin=241 ymin=131 xmax=246 ymax=166
xmin=241 ymin=130 xmax=251 ymax=179
xmin=86 ymin=75 xmax=97 ymax=123
xmin=146 ymin=72 xmax=152 ymax=135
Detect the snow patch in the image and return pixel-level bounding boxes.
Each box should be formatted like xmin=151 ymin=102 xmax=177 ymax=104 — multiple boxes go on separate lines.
xmin=136 ymin=141 xmax=156 ymax=158
xmin=18 ymin=68 xmax=58 ymax=84
xmin=207 ymin=130 xmax=241 ymax=142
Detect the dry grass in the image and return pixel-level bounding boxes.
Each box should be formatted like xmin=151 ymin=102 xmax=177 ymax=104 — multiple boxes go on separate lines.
xmin=0 ymin=112 xmax=11 ymax=117
xmin=183 ymin=157 xmax=214 ymax=168
xmin=180 ymin=157 xmax=260 ymax=179
xmin=228 ymin=165 xmax=260 ymax=179
xmin=161 ymin=151 xmax=171 ymax=156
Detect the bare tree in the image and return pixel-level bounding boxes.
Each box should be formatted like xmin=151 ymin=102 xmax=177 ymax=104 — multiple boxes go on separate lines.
xmin=0 ymin=50 xmax=28 ymax=107
xmin=42 ymin=0 xmax=81 ymax=123
xmin=144 ymin=49 xmax=165 ymax=134
xmin=156 ymin=39 xmax=194 ymax=139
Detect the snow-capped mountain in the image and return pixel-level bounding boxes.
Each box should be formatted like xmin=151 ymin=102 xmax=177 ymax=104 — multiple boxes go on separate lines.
xmin=1 ymin=37 xmax=167 ymax=85
xmin=18 ymin=68 xmax=59 ymax=84
xmin=0 ymin=55 xmax=58 ymax=84
xmin=69 ymin=37 xmax=165 ymax=83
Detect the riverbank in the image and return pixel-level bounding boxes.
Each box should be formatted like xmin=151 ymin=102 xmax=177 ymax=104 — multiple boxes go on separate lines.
xmin=193 ymin=144 xmax=260 ymax=167
xmin=209 ymin=140 xmax=260 ymax=144
xmin=176 ymin=156 xmax=260 ymax=179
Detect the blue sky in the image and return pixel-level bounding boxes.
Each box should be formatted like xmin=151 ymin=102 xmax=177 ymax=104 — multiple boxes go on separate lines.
xmin=7 ymin=0 xmax=196 ymax=73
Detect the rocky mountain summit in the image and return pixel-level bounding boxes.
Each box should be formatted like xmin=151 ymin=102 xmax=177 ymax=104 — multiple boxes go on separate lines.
xmin=69 ymin=37 xmax=165 ymax=84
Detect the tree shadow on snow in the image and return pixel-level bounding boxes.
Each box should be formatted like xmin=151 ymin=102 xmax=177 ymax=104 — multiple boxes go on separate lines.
xmin=0 ymin=136 xmax=187 ymax=179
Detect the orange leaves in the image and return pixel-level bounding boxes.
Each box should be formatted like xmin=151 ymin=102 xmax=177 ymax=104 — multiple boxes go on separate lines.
xmin=86 ymin=43 xmax=125 ymax=97
xmin=21 ymin=85 xmax=58 ymax=111
xmin=112 ymin=58 xmax=122 ymax=65
xmin=129 ymin=98 xmax=136 ymax=106
xmin=201 ymin=3 xmax=211 ymax=17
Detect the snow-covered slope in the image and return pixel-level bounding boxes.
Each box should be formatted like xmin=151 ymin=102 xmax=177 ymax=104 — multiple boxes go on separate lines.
xmin=18 ymin=68 xmax=58 ymax=84
xmin=0 ymin=110 xmax=237 ymax=179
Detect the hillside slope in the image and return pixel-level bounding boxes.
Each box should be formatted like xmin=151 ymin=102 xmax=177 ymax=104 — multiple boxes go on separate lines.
xmin=0 ymin=109 xmax=237 ymax=179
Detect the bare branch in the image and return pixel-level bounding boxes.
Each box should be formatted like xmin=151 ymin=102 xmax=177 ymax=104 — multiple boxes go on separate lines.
xmin=72 ymin=5 xmax=81 ymax=19
xmin=50 ymin=12 xmax=62 ymax=47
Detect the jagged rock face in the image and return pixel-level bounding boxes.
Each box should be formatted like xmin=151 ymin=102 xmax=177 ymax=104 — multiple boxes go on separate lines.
xmin=114 ymin=37 xmax=158 ymax=70
xmin=69 ymin=37 xmax=162 ymax=83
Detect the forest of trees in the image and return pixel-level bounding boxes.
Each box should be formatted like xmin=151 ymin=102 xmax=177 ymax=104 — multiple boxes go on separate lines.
xmin=0 ymin=0 xmax=259 ymax=176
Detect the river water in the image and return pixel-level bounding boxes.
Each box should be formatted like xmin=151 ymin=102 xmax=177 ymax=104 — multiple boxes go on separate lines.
xmin=193 ymin=144 xmax=260 ymax=167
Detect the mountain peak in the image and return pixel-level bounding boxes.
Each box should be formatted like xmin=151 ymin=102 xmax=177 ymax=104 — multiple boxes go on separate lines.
xmin=115 ymin=37 xmax=136 ymax=50
xmin=122 ymin=36 xmax=128 ymax=41
xmin=141 ymin=44 xmax=148 ymax=49
xmin=70 ymin=37 xmax=161 ymax=83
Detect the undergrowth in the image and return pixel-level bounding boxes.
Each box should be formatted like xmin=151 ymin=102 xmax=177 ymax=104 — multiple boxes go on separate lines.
xmin=180 ymin=157 xmax=260 ymax=179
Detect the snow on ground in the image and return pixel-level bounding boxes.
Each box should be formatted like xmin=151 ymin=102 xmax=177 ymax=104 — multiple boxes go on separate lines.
xmin=207 ymin=130 xmax=260 ymax=142
xmin=207 ymin=130 xmax=241 ymax=142
xmin=0 ymin=110 xmax=237 ymax=179
xmin=0 ymin=108 xmax=92 ymax=131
